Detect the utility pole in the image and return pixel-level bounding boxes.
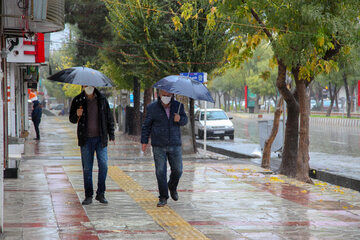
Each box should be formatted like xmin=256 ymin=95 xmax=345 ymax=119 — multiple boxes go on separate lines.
xmin=0 ymin=0 xmax=4 ymax=232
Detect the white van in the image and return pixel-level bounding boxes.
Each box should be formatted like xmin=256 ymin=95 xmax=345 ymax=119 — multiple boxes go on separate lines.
xmin=194 ymin=109 xmax=234 ymax=140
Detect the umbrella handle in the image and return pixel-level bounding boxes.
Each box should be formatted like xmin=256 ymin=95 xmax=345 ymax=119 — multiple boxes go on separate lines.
xmin=177 ymin=103 xmax=181 ymax=114
xmin=77 ymin=106 xmax=83 ymax=123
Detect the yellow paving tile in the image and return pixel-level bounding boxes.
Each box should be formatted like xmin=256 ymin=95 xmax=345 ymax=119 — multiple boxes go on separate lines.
xmin=108 ymin=166 xmax=209 ymax=240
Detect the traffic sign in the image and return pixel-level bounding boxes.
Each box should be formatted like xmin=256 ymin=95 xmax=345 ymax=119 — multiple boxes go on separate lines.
xmin=180 ymin=72 xmax=207 ymax=83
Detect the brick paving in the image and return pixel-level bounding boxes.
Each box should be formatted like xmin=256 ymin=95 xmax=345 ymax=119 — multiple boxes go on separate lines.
xmin=2 ymin=116 xmax=360 ymax=239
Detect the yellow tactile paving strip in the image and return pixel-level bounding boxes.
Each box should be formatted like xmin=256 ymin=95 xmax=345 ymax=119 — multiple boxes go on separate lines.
xmin=108 ymin=166 xmax=209 ymax=240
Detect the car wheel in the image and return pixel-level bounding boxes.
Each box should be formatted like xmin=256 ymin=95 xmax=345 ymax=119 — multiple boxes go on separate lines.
xmin=220 ymin=136 xmax=224 ymax=140
xmin=230 ymin=135 xmax=234 ymax=140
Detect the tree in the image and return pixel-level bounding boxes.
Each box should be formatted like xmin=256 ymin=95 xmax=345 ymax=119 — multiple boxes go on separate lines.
xmin=210 ymin=42 xmax=277 ymax=112
xmin=65 ymin=0 xmax=112 ymax=68
xmin=103 ymin=0 xmax=229 ymax=152
xmin=203 ymin=0 xmax=360 ymax=182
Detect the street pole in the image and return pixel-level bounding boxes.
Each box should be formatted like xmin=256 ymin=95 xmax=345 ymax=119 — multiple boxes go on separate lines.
xmin=0 ymin=0 xmax=4 ymax=232
xmin=204 ymin=100 xmax=207 ymax=153
xmin=203 ymin=73 xmax=208 ymax=154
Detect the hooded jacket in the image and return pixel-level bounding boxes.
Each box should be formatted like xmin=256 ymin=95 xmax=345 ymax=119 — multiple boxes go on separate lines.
xmin=141 ymin=97 xmax=188 ymax=147
xmin=69 ymin=88 xmax=115 ymax=147
xmin=31 ymin=100 xmax=42 ymax=125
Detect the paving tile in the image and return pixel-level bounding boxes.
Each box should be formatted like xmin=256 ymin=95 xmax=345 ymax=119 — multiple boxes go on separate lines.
xmin=3 ymin=116 xmax=360 ymax=239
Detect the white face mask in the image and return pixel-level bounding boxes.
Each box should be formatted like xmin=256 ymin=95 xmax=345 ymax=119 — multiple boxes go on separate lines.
xmin=84 ymin=86 xmax=95 ymax=95
xmin=161 ymin=96 xmax=171 ymax=105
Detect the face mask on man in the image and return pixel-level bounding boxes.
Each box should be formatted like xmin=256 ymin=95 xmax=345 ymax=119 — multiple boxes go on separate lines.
xmin=84 ymin=86 xmax=95 ymax=95
xmin=161 ymin=96 xmax=171 ymax=105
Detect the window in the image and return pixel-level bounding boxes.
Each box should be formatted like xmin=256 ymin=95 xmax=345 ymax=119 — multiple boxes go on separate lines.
xmin=200 ymin=111 xmax=228 ymax=120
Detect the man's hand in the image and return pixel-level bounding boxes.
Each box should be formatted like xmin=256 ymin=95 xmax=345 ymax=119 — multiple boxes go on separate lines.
xmin=76 ymin=107 xmax=83 ymax=117
xmin=142 ymin=143 xmax=148 ymax=152
xmin=174 ymin=113 xmax=180 ymax=122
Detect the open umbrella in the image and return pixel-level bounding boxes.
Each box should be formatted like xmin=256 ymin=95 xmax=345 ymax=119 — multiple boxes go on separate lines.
xmin=153 ymin=75 xmax=214 ymax=103
xmin=48 ymin=67 xmax=114 ymax=87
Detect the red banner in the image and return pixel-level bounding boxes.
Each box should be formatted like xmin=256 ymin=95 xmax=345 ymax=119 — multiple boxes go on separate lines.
xmin=245 ymin=85 xmax=248 ymax=109
xmin=358 ymin=80 xmax=360 ymax=106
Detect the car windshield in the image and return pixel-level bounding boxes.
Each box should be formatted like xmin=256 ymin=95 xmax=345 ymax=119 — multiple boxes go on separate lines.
xmin=200 ymin=111 xmax=228 ymax=120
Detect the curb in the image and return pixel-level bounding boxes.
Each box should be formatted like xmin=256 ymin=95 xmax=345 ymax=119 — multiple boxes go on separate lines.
xmin=196 ymin=142 xmax=256 ymax=159
xmin=197 ymin=141 xmax=360 ymax=192
xmin=310 ymin=169 xmax=360 ymax=192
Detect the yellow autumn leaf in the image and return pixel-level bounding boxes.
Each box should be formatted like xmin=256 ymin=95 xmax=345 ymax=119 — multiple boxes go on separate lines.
xmin=317 ymin=36 xmax=325 ymax=47
xmin=270 ymin=176 xmax=285 ymax=183
xmin=172 ymin=16 xmax=183 ymax=31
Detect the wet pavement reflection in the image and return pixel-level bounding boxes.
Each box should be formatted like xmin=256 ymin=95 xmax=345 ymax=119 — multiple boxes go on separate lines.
xmin=2 ymin=115 xmax=360 ymax=239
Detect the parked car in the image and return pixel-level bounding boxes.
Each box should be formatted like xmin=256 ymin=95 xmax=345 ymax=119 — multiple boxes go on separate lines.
xmin=50 ymin=103 xmax=64 ymax=110
xmin=194 ymin=109 xmax=234 ymax=140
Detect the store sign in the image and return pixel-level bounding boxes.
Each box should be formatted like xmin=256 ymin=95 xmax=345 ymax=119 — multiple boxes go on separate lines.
xmin=6 ymin=33 xmax=45 ymax=63
xmin=180 ymin=72 xmax=207 ymax=83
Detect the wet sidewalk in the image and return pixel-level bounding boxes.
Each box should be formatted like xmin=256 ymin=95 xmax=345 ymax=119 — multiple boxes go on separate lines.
xmin=2 ymin=116 xmax=360 ymax=239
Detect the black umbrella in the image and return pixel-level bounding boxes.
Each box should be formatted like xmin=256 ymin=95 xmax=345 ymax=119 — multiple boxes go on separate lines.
xmin=153 ymin=75 xmax=214 ymax=103
xmin=48 ymin=67 xmax=114 ymax=87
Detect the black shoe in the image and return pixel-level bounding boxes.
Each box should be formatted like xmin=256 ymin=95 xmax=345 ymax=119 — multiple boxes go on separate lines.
xmin=157 ymin=198 xmax=167 ymax=207
xmin=82 ymin=197 xmax=92 ymax=205
xmin=95 ymin=194 xmax=108 ymax=204
xmin=170 ymin=189 xmax=179 ymax=201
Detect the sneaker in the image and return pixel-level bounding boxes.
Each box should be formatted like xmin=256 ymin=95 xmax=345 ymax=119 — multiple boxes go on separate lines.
xmin=157 ymin=198 xmax=167 ymax=207
xmin=82 ymin=197 xmax=92 ymax=205
xmin=169 ymin=189 xmax=179 ymax=201
xmin=95 ymin=194 xmax=108 ymax=204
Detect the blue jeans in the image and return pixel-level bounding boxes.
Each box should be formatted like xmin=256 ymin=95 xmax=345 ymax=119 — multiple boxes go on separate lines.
xmin=152 ymin=146 xmax=183 ymax=199
xmin=80 ymin=137 xmax=108 ymax=198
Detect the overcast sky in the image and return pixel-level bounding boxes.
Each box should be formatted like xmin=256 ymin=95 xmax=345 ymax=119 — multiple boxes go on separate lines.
xmin=50 ymin=25 xmax=69 ymax=50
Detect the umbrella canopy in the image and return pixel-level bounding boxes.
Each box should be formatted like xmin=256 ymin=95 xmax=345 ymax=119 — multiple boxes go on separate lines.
xmin=48 ymin=67 xmax=114 ymax=87
xmin=153 ymin=75 xmax=214 ymax=103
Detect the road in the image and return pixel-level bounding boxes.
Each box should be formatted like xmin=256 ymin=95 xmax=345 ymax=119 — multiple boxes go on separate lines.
xmin=230 ymin=114 xmax=360 ymax=157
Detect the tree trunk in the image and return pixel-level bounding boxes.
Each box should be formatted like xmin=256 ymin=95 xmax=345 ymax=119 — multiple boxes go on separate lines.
xmin=350 ymin=85 xmax=355 ymax=112
xmin=254 ymin=95 xmax=260 ymax=113
xmin=218 ymin=92 xmax=222 ymax=109
xmin=189 ymin=98 xmax=197 ymax=152
xmin=320 ymin=88 xmax=324 ymax=111
xmin=234 ymin=95 xmax=238 ymax=112
xmin=335 ymin=92 xmax=339 ymax=111
xmin=326 ymin=82 xmax=334 ymax=117
xmin=224 ymin=92 xmax=228 ymax=111
xmin=142 ymin=87 xmax=152 ymax=120
xmin=343 ymin=72 xmax=351 ymax=118
xmin=295 ymin=74 xmax=312 ymax=183
xmin=276 ymin=61 xmax=299 ymax=178
xmin=261 ymin=97 xmax=283 ymax=168
xmin=132 ymin=77 xmax=141 ymax=135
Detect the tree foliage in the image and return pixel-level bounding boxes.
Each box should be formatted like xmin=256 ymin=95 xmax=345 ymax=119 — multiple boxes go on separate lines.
xmin=193 ymin=0 xmax=360 ymax=181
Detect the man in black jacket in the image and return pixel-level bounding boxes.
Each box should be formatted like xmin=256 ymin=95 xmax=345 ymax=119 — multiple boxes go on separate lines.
xmin=141 ymin=90 xmax=188 ymax=207
xmin=69 ymin=86 xmax=115 ymax=205
xmin=31 ymin=100 xmax=42 ymax=140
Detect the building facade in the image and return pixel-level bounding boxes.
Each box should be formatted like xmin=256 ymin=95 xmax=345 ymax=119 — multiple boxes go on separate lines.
xmin=0 ymin=0 xmax=65 ymax=232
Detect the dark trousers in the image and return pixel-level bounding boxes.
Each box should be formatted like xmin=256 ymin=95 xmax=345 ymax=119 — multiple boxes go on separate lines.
xmin=152 ymin=146 xmax=183 ymax=199
xmin=80 ymin=137 xmax=108 ymax=198
xmin=33 ymin=121 xmax=40 ymax=139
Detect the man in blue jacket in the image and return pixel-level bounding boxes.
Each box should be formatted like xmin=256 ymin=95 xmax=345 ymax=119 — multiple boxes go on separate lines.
xmin=31 ymin=100 xmax=42 ymax=140
xmin=141 ymin=90 xmax=188 ymax=207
